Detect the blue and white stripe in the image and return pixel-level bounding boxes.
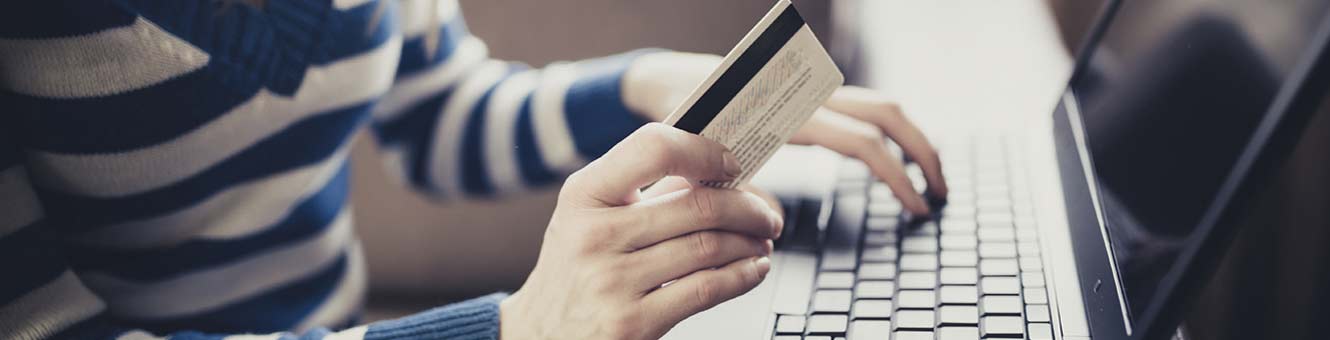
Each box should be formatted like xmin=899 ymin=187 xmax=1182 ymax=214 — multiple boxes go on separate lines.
xmin=0 ymin=0 xmax=649 ymax=339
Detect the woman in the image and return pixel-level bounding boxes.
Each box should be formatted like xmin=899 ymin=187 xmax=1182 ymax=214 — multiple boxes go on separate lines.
xmin=0 ymin=0 xmax=946 ymax=339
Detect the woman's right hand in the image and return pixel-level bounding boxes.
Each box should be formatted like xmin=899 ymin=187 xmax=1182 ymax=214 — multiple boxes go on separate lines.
xmin=499 ymin=123 xmax=784 ymax=340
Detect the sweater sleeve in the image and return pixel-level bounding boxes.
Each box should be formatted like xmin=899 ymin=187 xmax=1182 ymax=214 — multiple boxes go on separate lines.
xmin=0 ymin=119 xmax=505 ymax=340
xmin=368 ymin=0 xmax=655 ymax=198
xmin=49 ymin=296 xmax=506 ymax=340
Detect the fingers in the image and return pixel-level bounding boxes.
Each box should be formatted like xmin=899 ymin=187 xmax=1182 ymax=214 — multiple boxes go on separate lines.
xmin=738 ymin=184 xmax=783 ymax=217
xmin=627 ymin=231 xmax=772 ymax=289
xmin=793 ymin=109 xmax=931 ymax=214
xmin=642 ymin=256 xmax=771 ymax=326
xmin=568 ymin=123 xmax=740 ymax=206
xmin=824 ymin=86 xmax=948 ymax=197
xmin=622 ymin=186 xmax=782 ymax=249
xmin=640 ymin=176 xmax=693 ymax=200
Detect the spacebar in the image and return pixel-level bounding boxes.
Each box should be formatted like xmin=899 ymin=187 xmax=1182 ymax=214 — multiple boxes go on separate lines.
xmin=770 ymin=251 xmax=817 ymax=315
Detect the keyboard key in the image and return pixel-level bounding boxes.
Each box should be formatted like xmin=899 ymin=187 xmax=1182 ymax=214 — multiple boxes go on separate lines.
xmin=976 ymin=199 xmax=1010 ymax=212
xmin=819 ymin=272 xmax=856 ymax=289
xmin=936 ymin=326 xmax=979 ymax=340
xmin=938 ymin=305 xmax=980 ymax=325
xmin=898 ymin=272 xmax=938 ymax=289
xmin=899 ymin=254 xmax=938 ymax=271
xmin=943 ymin=207 xmax=978 ymax=219
xmin=1024 ymin=288 xmax=1048 ymax=304
xmin=861 ymin=245 xmax=899 ymax=262
xmin=1028 ymin=322 xmax=1053 ymax=339
xmin=940 ymin=220 xmax=977 ymax=232
xmin=866 ymin=216 xmax=898 ymax=231
xmin=840 ymin=159 xmax=870 ymax=179
xmin=940 ymin=234 xmax=978 ymax=250
xmin=980 ymin=277 xmax=1020 ymax=295
xmin=978 ymin=243 xmax=1016 ymax=258
xmin=977 ymin=220 xmax=1014 ymax=231
xmin=776 ymin=315 xmax=806 ymax=334
xmin=869 ymin=182 xmax=891 ymax=199
xmin=852 ymin=300 xmax=893 ymax=319
xmin=893 ymin=331 xmax=934 ymax=340
xmin=939 ymin=285 xmax=978 ymax=305
xmin=976 ymin=212 xmax=1014 ymax=225
xmin=1017 ymin=243 xmax=1040 ymax=257
xmin=980 ymin=296 xmax=1022 ymax=315
xmin=901 ymin=235 xmax=938 ymax=253
xmin=1016 ymin=229 xmax=1039 ymax=243
xmin=980 ymin=316 xmax=1024 ymax=338
xmin=814 ymin=290 xmax=853 ymax=313
xmin=868 ymin=201 xmax=903 ymax=217
xmin=859 ymin=263 xmax=898 ymax=280
xmin=773 ymin=336 xmax=801 ymax=340
xmin=980 ymin=259 xmax=1019 ymax=276
xmin=848 ymin=320 xmax=892 ymax=340
xmin=1019 ymin=257 xmax=1043 ymax=271
xmin=863 ymin=231 xmax=897 ymax=246
xmin=977 ymin=185 xmax=1009 ymax=197
xmin=893 ymin=310 xmax=935 ymax=330
xmin=824 ymin=194 xmax=866 ymax=270
xmin=944 ymin=189 xmax=974 ymax=203
xmin=896 ymin=290 xmax=936 ymax=309
xmin=977 ymin=228 xmax=1014 ymax=242
xmin=940 ymin=267 xmax=979 ymax=285
xmin=1026 ymin=305 xmax=1051 ymax=323
xmin=804 ymin=336 xmax=831 ymax=340
xmin=822 ymin=249 xmax=858 ymax=271
xmin=807 ymin=314 xmax=849 ymax=334
xmin=906 ymin=221 xmax=940 ymax=235
xmin=1022 ymin=273 xmax=1045 ymax=287
xmin=856 ymin=281 xmax=895 ymax=299
xmin=940 ymin=250 xmax=979 ymax=267
xmin=1016 ymin=235 xmax=1037 ymax=248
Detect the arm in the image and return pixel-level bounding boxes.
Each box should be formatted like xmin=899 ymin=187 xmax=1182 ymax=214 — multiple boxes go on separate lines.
xmin=0 ymin=118 xmax=778 ymax=340
xmin=369 ymin=0 xmax=650 ymax=198
xmin=371 ymin=0 xmax=949 ymax=210
xmin=0 ymin=113 xmax=506 ymax=340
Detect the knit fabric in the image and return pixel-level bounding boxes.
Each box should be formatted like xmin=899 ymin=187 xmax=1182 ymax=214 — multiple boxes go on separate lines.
xmin=0 ymin=0 xmax=650 ymax=339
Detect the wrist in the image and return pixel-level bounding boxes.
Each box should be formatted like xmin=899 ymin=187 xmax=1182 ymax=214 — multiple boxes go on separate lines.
xmin=621 ymin=51 xmax=722 ymax=122
xmin=499 ymin=293 xmax=519 ymax=340
xmin=621 ymin=51 xmax=677 ymax=121
xmin=500 ymin=291 xmax=538 ymax=340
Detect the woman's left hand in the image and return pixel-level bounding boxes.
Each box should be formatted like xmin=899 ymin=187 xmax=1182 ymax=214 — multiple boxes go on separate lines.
xmin=623 ymin=52 xmax=949 ymax=215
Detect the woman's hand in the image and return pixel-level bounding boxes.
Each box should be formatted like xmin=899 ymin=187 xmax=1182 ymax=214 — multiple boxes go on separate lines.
xmin=622 ymin=52 xmax=948 ymax=215
xmin=500 ymin=123 xmax=783 ymax=340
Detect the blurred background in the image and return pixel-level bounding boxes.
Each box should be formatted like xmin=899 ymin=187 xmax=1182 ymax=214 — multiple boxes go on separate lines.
xmin=352 ymin=1 xmax=1330 ymax=339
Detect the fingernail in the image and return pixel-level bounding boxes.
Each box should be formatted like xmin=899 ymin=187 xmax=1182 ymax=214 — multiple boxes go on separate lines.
xmin=763 ymin=239 xmax=774 ymax=255
xmin=723 ymin=152 xmax=743 ymax=178
xmin=753 ymin=256 xmax=772 ymax=276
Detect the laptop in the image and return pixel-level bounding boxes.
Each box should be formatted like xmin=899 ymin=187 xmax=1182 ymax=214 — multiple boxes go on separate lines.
xmin=664 ymin=0 xmax=1330 ymax=339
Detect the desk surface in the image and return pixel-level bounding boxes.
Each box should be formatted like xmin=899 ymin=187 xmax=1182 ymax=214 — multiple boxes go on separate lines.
xmin=849 ymin=0 xmax=1073 ymax=136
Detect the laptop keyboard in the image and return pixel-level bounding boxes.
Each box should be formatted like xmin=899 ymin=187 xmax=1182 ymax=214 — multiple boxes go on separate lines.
xmin=771 ymin=136 xmax=1054 ymax=340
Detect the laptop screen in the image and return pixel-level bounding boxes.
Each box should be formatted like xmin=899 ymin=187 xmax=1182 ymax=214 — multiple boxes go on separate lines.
xmin=1068 ymin=0 xmax=1330 ymax=322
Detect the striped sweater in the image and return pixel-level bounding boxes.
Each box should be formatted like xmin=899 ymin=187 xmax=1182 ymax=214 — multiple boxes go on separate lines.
xmin=0 ymin=0 xmax=650 ymax=339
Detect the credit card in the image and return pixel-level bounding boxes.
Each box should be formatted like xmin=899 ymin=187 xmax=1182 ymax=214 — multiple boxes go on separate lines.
xmin=663 ymin=0 xmax=844 ymax=188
